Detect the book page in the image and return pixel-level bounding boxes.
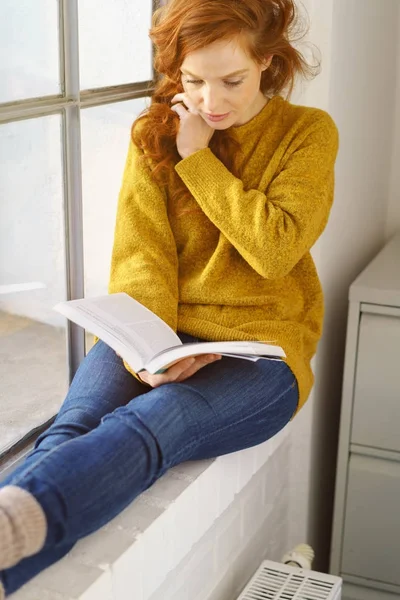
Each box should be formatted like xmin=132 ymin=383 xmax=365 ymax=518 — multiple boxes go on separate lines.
xmin=145 ymin=340 xmax=285 ymax=374
xmin=124 ymin=319 xmax=182 ymax=358
xmin=54 ymin=293 xmax=181 ymax=370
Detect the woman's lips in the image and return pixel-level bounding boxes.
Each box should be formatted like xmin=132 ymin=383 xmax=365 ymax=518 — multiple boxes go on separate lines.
xmin=205 ymin=112 xmax=230 ymax=122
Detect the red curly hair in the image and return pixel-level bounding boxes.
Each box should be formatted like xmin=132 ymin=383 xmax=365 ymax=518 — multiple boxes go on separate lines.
xmin=132 ymin=0 xmax=318 ymax=202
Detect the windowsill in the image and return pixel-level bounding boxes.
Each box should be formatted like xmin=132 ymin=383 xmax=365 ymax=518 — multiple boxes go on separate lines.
xmin=10 ymin=427 xmax=289 ymax=600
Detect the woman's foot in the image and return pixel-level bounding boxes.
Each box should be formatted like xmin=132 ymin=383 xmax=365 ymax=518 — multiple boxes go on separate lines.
xmin=0 ymin=580 xmax=5 ymax=600
xmin=0 ymin=486 xmax=47 ymax=569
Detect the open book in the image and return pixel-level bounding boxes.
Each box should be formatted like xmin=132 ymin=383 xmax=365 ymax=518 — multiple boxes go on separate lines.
xmin=54 ymin=293 xmax=286 ymax=374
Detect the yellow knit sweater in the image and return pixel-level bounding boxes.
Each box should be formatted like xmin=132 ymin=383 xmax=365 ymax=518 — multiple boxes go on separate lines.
xmin=109 ymin=95 xmax=339 ymax=412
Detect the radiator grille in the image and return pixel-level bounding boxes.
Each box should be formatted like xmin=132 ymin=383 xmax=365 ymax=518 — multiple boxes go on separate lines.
xmin=236 ymin=561 xmax=342 ymax=600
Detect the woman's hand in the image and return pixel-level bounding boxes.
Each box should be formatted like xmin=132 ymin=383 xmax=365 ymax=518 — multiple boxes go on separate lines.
xmin=171 ymin=93 xmax=215 ymax=159
xmin=137 ymin=354 xmax=222 ymax=388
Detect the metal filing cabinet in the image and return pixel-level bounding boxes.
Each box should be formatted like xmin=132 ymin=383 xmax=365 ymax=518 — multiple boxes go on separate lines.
xmin=330 ymin=233 xmax=400 ymax=600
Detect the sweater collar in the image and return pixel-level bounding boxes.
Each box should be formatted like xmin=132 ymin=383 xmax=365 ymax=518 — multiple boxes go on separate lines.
xmin=230 ymin=95 xmax=283 ymax=138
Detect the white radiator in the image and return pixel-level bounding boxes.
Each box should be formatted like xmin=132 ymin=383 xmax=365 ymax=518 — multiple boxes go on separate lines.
xmin=235 ymin=560 xmax=342 ymax=600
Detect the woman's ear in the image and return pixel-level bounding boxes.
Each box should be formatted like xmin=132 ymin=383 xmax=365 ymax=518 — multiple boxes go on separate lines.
xmin=261 ymin=55 xmax=274 ymax=71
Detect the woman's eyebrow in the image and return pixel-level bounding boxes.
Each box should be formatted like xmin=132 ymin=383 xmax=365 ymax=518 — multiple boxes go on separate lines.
xmin=181 ymin=68 xmax=249 ymax=78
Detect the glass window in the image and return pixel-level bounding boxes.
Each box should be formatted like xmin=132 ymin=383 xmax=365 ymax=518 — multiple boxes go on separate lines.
xmin=0 ymin=115 xmax=68 ymax=455
xmin=80 ymin=97 xmax=150 ymax=351
xmin=0 ymin=0 xmax=61 ymax=103
xmin=0 ymin=0 xmax=155 ymax=463
xmin=78 ymin=0 xmax=153 ymax=90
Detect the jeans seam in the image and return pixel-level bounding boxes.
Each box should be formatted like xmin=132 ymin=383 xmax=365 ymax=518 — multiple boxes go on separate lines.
xmin=171 ymin=378 xmax=297 ymax=465
xmin=10 ymin=442 xmax=69 ymax=487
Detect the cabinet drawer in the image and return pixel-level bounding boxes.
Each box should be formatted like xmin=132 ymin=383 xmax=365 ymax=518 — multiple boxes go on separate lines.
xmin=341 ymin=454 xmax=400 ymax=586
xmin=343 ymin=582 xmax=400 ymax=600
xmin=351 ymin=312 xmax=400 ymax=452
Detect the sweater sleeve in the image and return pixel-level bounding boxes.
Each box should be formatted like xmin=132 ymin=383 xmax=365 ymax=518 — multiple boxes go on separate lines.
xmin=174 ymin=112 xmax=339 ymax=279
xmin=108 ymin=138 xmax=179 ymax=332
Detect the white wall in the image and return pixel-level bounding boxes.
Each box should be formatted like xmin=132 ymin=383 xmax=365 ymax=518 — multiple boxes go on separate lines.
xmin=288 ymin=0 xmax=400 ymax=571
xmin=286 ymin=0 xmax=335 ymax=554
xmin=386 ymin=7 xmax=400 ymax=239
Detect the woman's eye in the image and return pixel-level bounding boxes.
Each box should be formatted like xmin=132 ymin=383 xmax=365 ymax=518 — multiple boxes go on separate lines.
xmin=185 ymin=79 xmax=243 ymax=87
xmin=224 ymin=80 xmax=243 ymax=87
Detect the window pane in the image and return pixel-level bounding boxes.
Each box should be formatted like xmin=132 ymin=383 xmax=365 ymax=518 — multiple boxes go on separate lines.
xmin=0 ymin=115 xmax=67 ymax=454
xmin=0 ymin=0 xmax=61 ymax=104
xmin=78 ymin=0 xmax=153 ymax=90
xmin=81 ymin=97 xmax=149 ymax=350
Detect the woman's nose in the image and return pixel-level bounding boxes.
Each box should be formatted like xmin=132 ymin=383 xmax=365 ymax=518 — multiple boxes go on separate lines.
xmin=202 ymin=88 xmax=221 ymax=114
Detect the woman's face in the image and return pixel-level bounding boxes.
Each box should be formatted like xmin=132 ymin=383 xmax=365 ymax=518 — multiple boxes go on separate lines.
xmin=180 ymin=36 xmax=271 ymax=129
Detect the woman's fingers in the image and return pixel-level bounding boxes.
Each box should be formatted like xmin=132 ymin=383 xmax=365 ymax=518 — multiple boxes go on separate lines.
xmin=138 ymin=357 xmax=196 ymax=387
xmin=138 ymin=355 xmax=222 ymax=387
xmin=171 ymin=93 xmax=198 ymax=114
xmin=165 ymin=356 xmax=198 ymax=379
xmin=174 ymin=354 xmax=222 ymax=382
xmin=171 ymin=103 xmax=188 ymax=120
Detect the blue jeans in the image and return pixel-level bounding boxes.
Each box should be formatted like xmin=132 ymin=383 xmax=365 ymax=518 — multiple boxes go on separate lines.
xmin=0 ymin=333 xmax=298 ymax=596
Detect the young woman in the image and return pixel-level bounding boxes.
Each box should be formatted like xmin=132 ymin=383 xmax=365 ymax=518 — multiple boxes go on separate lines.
xmin=0 ymin=0 xmax=338 ymax=595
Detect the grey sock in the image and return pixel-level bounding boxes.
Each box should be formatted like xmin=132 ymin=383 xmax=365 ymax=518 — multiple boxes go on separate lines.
xmin=0 ymin=486 xmax=47 ymax=570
